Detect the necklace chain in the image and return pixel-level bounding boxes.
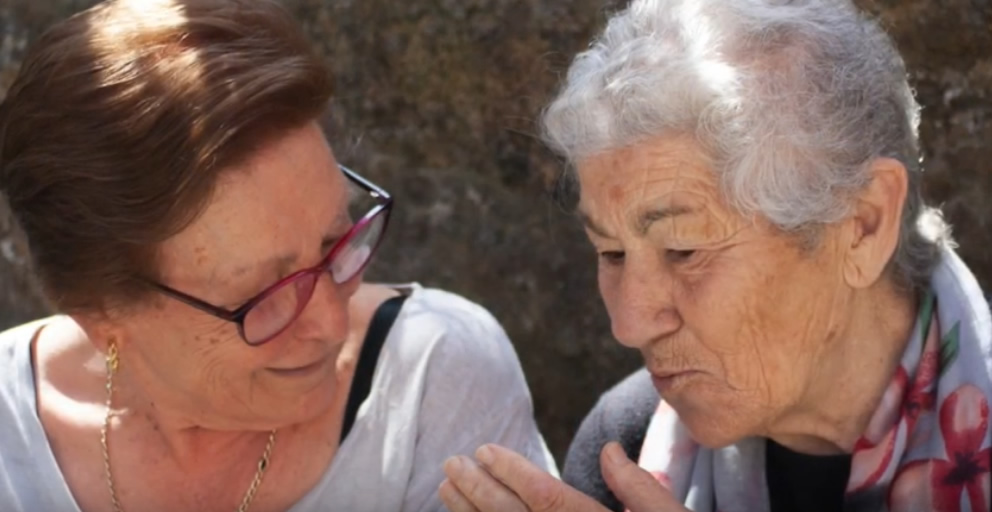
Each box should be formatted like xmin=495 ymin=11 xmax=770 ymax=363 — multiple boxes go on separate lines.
xmin=100 ymin=343 xmax=276 ymax=512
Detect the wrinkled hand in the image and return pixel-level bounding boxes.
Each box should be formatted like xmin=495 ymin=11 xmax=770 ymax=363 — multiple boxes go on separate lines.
xmin=439 ymin=441 xmax=689 ymax=512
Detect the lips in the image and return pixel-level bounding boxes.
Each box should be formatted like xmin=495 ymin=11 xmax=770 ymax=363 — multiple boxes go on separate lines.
xmin=649 ymin=369 xmax=702 ymax=393
xmin=651 ymin=368 xmax=693 ymax=379
xmin=268 ymin=356 xmax=329 ymax=376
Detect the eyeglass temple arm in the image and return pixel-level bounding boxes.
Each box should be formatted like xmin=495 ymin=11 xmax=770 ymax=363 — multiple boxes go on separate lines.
xmin=338 ymin=164 xmax=392 ymax=201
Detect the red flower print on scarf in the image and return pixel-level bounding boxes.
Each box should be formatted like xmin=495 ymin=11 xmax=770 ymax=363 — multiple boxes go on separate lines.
xmin=889 ymin=384 xmax=991 ymax=512
xmin=847 ymin=317 xmax=941 ymax=493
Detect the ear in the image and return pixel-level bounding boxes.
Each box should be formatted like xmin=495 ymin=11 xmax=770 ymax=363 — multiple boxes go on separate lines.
xmin=842 ymin=158 xmax=908 ymax=289
xmin=70 ymin=311 xmax=127 ymax=356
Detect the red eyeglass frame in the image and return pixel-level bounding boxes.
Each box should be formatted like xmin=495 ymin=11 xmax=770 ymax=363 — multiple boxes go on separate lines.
xmin=147 ymin=165 xmax=393 ymax=345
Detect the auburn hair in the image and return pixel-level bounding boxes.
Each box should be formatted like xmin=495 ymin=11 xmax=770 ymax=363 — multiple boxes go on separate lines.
xmin=0 ymin=0 xmax=333 ymax=313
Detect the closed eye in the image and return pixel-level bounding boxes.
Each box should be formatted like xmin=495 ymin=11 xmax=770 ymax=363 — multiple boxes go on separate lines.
xmin=599 ymin=251 xmax=625 ymax=265
xmin=665 ymin=249 xmax=696 ymax=263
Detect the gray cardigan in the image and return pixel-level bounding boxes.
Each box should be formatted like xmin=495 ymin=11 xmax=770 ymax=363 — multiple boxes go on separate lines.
xmin=562 ymin=369 xmax=660 ymax=512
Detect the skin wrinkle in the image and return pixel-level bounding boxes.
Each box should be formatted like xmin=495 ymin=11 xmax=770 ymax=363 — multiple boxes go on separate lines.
xmin=577 ymin=132 xmax=914 ymax=454
xmin=730 ymin=272 xmax=776 ymax=409
xmin=665 ymin=160 xmax=687 ymax=251
xmin=131 ymin=315 xmax=228 ymax=405
xmin=772 ymin=276 xmax=833 ymax=429
xmin=637 ymin=205 xmax=694 ymax=237
xmin=730 ymin=284 xmax=766 ymax=397
xmin=804 ymin=272 xmax=878 ymax=430
xmin=544 ymin=0 xmax=944 ymax=291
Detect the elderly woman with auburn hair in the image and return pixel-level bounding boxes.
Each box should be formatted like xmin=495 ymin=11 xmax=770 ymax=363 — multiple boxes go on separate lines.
xmin=0 ymin=1 xmax=554 ymax=511
xmin=439 ymin=1 xmax=991 ymax=511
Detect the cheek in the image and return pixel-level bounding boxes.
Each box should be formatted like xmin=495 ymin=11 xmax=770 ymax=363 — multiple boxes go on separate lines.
xmin=673 ymin=254 xmax=754 ymax=351
xmin=710 ymin=254 xmax=828 ymax=401
xmin=674 ymin=253 xmax=796 ymax=397
xmin=596 ymin=266 xmax=621 ymax=313
xmin=188 ymin=322 xmax=270 ymax=376
xmin=133 ymin=309 xmax=257 ymax=382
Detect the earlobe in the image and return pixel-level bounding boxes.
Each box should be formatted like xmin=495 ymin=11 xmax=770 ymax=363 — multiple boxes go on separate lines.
xmin=71 ymin=312 xmax=122 ymax=355
xmin=842 ymin=158 xmax=908 ymax=289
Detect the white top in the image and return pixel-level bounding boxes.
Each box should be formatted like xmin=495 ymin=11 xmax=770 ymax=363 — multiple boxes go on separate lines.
xmin=0 ymin=284 xmax=557 ymax=511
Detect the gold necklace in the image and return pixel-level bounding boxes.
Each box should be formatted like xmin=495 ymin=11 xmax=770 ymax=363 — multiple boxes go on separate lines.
xmin=100 ymin=343 xmax=277 ymax=512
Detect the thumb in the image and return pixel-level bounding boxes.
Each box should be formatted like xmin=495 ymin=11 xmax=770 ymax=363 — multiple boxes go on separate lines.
xmin=599 ymin=442 xmax=685 ymax=512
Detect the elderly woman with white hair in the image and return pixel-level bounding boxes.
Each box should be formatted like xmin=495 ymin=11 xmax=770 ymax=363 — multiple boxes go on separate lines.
xmin=439 ymin=0 xmax=991 ymax=511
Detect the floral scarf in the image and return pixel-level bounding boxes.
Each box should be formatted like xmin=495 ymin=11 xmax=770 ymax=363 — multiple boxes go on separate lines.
xmin=637 ymin=246 xmax=992 ymax=511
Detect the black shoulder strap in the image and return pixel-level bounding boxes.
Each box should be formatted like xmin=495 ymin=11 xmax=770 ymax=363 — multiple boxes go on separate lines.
xmin=340 ymin=294 xmax=408 ymax=443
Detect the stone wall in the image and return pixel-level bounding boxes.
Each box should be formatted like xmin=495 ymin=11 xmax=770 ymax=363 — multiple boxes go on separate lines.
xmin=1 ymin=0 xmax=989 ymax=461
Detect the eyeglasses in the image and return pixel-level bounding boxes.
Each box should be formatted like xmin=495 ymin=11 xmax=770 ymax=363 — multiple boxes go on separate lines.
xmin=148 ymin=165 xmax=392 ymax=346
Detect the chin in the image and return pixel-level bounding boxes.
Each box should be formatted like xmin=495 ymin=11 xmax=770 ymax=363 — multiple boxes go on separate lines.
xmin=265 ymin=366 xmax=339 ymax=424
xmin=672 ymin=402 xmax=752 ymax=450
xmin=299 ymin=379 xmax=338 ymax=411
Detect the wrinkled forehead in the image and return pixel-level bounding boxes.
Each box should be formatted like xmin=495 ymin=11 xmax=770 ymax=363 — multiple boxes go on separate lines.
xmin=575 ymin=135 xmax=724 ymax=214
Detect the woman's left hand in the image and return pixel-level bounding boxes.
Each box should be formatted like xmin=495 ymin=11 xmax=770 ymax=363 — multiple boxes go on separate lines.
xmin=439 ymin=441 xmax=690 ymax=512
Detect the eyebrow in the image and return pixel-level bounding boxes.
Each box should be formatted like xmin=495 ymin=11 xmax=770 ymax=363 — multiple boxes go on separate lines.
xmin=576 ymin=205 xmax=694 ymax=238
xmin=636 ymin=205 xmax=694 ymax=236
xmin=230 ymin=213 xmax=351 ymax=293
xmin=576 ymin=209 xmax=613 ymax=239
xmin=266 ymin=229 xmax=346 ymax=276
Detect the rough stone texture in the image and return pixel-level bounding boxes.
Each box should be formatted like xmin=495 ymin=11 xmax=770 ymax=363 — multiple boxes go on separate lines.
xmin=0 ymin=0 xmax=989 ymax=461
xmin=854 ymin=0 xmax=992 ymax=287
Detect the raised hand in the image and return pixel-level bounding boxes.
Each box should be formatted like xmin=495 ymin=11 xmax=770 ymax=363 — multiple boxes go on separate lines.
xmin=439 ymin=442 xmax=690 ymax=512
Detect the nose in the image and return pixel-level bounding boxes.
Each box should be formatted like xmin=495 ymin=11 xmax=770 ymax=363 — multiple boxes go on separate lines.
xmin=290 ymin=271 xmax=356 ymax=344
xmin=604 ymin=258 xmax=682 ymax=349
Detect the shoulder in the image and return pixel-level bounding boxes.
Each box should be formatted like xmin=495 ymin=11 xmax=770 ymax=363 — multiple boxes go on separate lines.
xmin=401 ymin=285 xmax=507 ymax=336
xmin=376 ymin=284 xmax=537 ymax=427
xmin=390 ymin=285 xmax=521 ymax=378
xmin=347 ymin=283 xmax=402 ymax=338
xmin=0 ymin=316 xmax=77 ymax=424
xmin=0 ymin=321 xmax=35 ymax=405
xmin=0 ymin=318 xmax=50 ymax=353
xmin=0 ymin=319 xmax=51 ymax=486
xmin=562 ymin=368 xmax=659 ymax=512
xmin=0 ymin=318 xmax=51 ymax=391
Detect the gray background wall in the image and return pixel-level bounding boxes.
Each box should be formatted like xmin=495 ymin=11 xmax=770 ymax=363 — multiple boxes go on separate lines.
xmin=1 ymin=0 xmax=990 ymax=461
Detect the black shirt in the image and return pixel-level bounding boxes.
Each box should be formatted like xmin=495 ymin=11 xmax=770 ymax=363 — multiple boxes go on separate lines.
xmin=766 ymin=438 xmax=851 ymax=512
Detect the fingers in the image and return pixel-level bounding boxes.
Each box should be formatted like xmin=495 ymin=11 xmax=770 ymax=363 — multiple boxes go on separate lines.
xmin=439 ymin=478 xmax=479 ymax=512
xmin=442 ymin=455 xmax=528 ymax=512
xmin=445 ymin=441 xmax=680 ymax=512
xmin=599 ymin=442 xmax=685 ymax=512
xmin=474 ymin=444 xmax=609 ymax=512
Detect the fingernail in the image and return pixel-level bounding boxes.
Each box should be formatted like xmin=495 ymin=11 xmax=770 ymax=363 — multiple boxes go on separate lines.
xmin=476 ymin=445 xmax=494 ymax=466
xmin=445 ymin=456 xmax=464 ymax=476
xmin=604 ymin=442 xmax=627 ymax=465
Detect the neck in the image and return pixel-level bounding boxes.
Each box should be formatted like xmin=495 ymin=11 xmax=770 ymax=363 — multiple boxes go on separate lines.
xmin=767 ymin=280 xmax=917 ymax=455
xmin=107 ymin=366 xmax=277 ymax=471
xmin=89 ymin=325 xmax=366 ymax=475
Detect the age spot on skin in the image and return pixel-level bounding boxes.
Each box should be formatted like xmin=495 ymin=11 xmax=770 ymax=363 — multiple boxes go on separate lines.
xmin=196 ymin=334 xmax=222 ymax=346
xmin=194 ymin=245 xmax=209 ymax=266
